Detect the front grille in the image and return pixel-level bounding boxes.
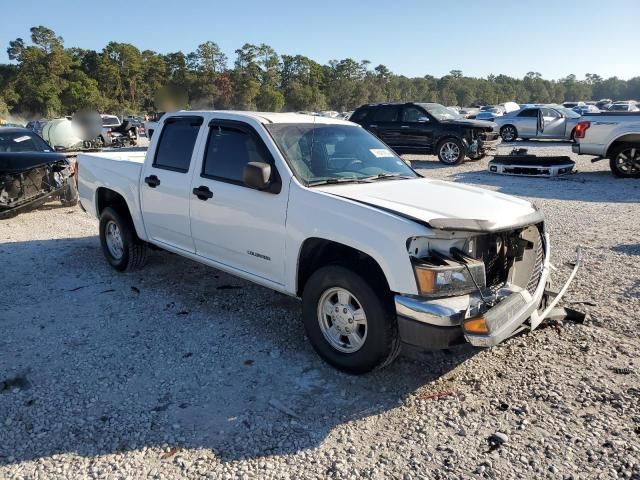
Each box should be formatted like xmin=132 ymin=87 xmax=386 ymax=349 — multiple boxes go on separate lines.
xmin=473 ymin=224 xmax=545 ymax=295
xmin=526 ymin=230 xmax=545 ymax=295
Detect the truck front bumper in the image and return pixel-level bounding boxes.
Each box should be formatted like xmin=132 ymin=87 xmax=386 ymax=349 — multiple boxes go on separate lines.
xmin=395 ymin=237 xmax=582 ymax=350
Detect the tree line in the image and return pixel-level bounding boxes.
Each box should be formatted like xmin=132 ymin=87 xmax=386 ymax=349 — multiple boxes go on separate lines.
xmin=1 ymin=26 xmax=639 ymax=119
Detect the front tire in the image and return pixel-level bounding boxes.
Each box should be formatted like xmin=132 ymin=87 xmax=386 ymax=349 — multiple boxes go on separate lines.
xmin=99 ymin=207 xmax=148 ymax=271
xmin=437 ymin=138 xmax=466 ymax=165
xmin=302 ymin=266 xmax=400 ymax=374
xmin=609 ymin=143 xmax=640 ymax=178
xmin=500 ymin=125 xmax=518 ymax=142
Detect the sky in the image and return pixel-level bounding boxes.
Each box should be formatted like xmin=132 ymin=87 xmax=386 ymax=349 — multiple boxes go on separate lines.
xmin=1 ymin=0 xmax=638 ymax=80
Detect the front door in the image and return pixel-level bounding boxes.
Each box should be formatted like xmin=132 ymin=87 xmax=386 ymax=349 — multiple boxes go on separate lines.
xmin=399 ymin=105 xmax=434 ymax=152
xmin=189 ymin=120 xmax=288 ymax=284
xmin=140 ymin=116 xmax=204 ymax=252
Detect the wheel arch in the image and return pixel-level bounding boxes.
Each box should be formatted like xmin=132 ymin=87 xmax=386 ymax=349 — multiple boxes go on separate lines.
xmin=296 ymin=238 xmax=391 ymax=301
xmin=95 ymin=187 xmax=146 ymax=240
xmin=606 ymin=134 xmax=640 ymax=158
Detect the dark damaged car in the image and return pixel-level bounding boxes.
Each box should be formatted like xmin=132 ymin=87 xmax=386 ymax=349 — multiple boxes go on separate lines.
xmin=350 ymin=102 xmax=501 ymax=165
xmin=0 ymin=128 xmax=77 ymax=219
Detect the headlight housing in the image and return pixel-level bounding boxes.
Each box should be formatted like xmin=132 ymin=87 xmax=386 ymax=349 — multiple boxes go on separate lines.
xmin=413 ymin=252 xmax=486 ymax=298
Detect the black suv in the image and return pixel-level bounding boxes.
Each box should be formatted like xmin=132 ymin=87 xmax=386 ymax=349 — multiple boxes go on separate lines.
xmin=350 ymin=102 xmax=500 ymax=165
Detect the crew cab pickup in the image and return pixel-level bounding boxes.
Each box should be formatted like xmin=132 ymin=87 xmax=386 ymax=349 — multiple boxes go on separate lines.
xmin=78 ymin=111 xmax=579 ymax=374
xmin=572 ymin=112 xmax=640 ymax=177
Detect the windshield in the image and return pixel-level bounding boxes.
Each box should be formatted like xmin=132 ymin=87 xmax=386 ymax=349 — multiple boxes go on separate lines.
xmin=0 ymin=130 xmax=51 ymax=152
xmin=418 ymin=103 xmax=461 ymax=121
xmin=265 ymin=123 xmax=417 ymax=185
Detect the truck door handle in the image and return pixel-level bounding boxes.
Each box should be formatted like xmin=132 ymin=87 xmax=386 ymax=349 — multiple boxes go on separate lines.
xmin=192 ymin=185 xmax=213 ymax=201
xmin=144 ymin=175 xmax=160 ymax=187
xmin=369 ymin=125 xmax=378 ymax=128
xmin=400 ymin=125 xmax=410 ymax=129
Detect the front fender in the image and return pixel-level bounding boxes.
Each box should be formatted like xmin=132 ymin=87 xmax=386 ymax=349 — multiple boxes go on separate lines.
xmin=285 ymin=183 xmax=430 ymax=296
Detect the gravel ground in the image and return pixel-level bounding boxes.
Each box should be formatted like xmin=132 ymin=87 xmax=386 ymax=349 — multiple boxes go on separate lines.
xmin=1 ymin=141 xmax=639 ymax=479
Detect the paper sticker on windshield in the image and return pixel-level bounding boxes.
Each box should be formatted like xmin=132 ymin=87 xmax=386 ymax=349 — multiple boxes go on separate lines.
xmin=13 ymin=135 xmax=31 ymax=143
xmin=370 ymin=148 xmax=394 ymax=158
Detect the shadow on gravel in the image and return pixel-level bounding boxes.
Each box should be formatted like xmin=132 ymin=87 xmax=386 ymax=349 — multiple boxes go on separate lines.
xmin=450 ymin=170 xmax=640 ymax=203
xmin=0 ymin=237 xmax=479 ymax=465
xmin=612 ymin=243 xmax=640 ymax=256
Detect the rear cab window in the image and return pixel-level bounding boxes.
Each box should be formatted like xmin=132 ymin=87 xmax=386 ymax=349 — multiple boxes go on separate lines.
xmin=153 ymin=116 xmax=203 ymax=172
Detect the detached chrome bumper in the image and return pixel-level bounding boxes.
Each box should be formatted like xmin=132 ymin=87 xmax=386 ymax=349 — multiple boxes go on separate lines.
xmin=395 ymin=236 xmax=582 ymax=349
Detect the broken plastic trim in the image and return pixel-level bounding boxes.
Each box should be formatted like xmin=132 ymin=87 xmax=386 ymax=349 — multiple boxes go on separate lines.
xmin=428 ymin=210 xmax=545 ymax=233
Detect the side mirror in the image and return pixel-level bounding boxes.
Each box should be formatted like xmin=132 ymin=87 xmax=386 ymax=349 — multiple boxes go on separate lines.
xmin=54 ymin=145 xmax=66 ymax=152
xmin=243 ymin=161 xmax=272 ymax=190
xmin=417 ymin=116 xmax=429 ymax=123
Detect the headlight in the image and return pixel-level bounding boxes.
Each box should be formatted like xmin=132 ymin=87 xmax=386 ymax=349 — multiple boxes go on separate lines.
xmin=413 ymin=253 xmax=486 ymax=297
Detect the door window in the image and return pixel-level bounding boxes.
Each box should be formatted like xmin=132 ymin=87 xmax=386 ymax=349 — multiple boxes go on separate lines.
xmin=517 ymin=109 xmax=538 ymax=118
xmin=153 ymin=117 xmax=203 ymax=172
xmin=541 ymin=108 xmax=561 ymax=118
xmin=372 ymin=106 xmax=399 ymax=122
xmin=402 ymin=106 xmax=428 ymax=122
xmin=202 ymin=123 xmax=273 ymax=185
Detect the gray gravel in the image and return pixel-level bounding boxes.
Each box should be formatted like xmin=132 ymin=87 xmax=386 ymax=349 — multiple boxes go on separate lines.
xmin=1 ymin=140 xmax=639 ymax=479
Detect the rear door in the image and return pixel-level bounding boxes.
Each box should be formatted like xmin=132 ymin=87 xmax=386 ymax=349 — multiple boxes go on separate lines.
xmin=399 ymin=105 xmax=434 ymax=151
xmin=539 ymin=108 xmax=566 ymax=138
xmin=366 ymin=106 xmax=402 ymax=148
xmin=189 ymin=119 xmax=288 ymax=284
xmin=140 ymin=116 xmax=204 ymax=252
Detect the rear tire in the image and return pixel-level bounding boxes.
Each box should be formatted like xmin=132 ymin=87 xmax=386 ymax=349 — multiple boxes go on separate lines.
xmin=609 ymin=143 xmax=640 ymax=178
xmin=302 ymin=265 xmax=400 ymax=374
xmin=437 ymin=138 xmax=466 ymax=165
xmin=99 ymin=206 xmax=148 ymax=271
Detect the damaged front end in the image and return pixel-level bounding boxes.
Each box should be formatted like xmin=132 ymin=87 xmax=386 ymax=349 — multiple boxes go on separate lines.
xmin=466 ymin=126 xmax=501 ymax=158
xmin=395 ymin=218 xmax=581 ymax=350
xmin=0 ymin=153 xmax=77 ymax=219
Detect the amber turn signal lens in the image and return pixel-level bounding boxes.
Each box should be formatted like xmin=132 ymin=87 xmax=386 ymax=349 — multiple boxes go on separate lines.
xmin=414 ymin=267 xmax=437 ymax=294
xmin=463 ymin=316 xmax=489 ymax=334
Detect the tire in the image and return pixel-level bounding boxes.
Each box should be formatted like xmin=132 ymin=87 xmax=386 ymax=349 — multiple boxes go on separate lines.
xmin=609 ymin=143 xmax=640 ymax=178
xmin=302 ymin=265 xmax=400 ymax=374
xmin=500 ymin=125 xmax=518 ymax=142
xmin=99 ymin=206 xmax=148 ymax=271
xmin=467 ymin=152 xmax=486 ymax=161
xmin=437 ymin=138 xmax=466 ymax=165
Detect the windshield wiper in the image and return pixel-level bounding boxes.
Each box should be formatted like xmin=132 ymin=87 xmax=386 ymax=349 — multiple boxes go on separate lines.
xmin=363 ymin=173 xmax=414 ymax=181
xmin=306 ymin=177 xmax=372 ymax=187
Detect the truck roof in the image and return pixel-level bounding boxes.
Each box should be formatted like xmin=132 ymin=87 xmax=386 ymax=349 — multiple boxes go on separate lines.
xmin=169 ymin=110 xmax=354 ymax=126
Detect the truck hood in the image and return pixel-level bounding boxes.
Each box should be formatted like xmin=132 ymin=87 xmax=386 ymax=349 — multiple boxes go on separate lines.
xmin=315 ymin=178 xmax=541 ymax=232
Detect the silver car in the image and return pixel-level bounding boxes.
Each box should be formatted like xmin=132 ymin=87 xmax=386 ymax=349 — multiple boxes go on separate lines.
xmin=494 ymin=106 xmax=581 ymax=142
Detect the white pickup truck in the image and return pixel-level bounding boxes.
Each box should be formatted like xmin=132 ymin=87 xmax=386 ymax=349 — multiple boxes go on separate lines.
xmin=78 ymin=111 xmax=579 ymax=373
xmin=572 ymin=112 xmax=640 ymax=177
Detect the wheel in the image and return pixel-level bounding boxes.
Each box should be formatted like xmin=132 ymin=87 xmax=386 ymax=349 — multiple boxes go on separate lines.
xmin=99 ymin=207 xmax=148 ymax=271
xmin=467 ymin=152 xmax=486 ymax=161
xmin=437 ymin=138 xmax=466 ymax=165
xmin=302 ymin=265 xmax=400 ymax=374
xmin=570 ymin=128 xmax=576 ymax=142
xmin=59 ymin=181 xmax=78 ymax=207
xmin=500 ymin=125 xmax=518 ymax=142
xmin=609 ymin=143 xmax=640 ymax=178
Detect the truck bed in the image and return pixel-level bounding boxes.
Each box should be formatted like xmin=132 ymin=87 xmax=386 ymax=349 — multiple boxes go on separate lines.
xmin=77 ymin=150 xmax=147 ymax=232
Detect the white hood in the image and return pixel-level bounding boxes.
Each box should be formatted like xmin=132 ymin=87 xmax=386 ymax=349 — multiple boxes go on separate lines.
xmin=315 ymin=178 xmax=540 ymax=232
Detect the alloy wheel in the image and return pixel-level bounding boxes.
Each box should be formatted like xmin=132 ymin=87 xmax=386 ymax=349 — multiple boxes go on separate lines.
xmin=614 ymin=147 xmax=640 ymax=176
xmin=440 ymin=142 xmax=461 ymax=164
xmin=317 ymin=287 xmax=368 ymax=353
xmin=105 ymin=220 xmax=124 ymax=259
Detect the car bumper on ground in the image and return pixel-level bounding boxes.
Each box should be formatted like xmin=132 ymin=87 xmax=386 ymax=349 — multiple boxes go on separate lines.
xmin=394 ymin=236 xmax=582 ymax=350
